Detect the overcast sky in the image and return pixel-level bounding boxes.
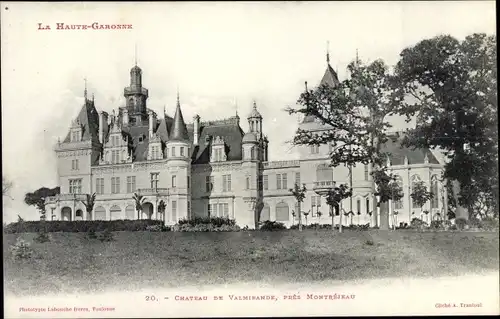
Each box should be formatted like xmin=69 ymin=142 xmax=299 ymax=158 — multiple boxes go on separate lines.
xmin=1 ymin=1 xmax=496 ymax=222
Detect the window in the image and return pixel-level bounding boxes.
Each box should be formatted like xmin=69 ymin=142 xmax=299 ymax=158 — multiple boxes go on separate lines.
xmin=71 ymin=130 xmax=80 ymax=142
xmin=222 ymin=174 xmax=232 ymax=192
xmin=263 ymin=175 xmax=268 ymax=190
xmin=172 ymin=200 xmax=177 ymax=221
xmin=112 ymin=150 xmax=120 ymax=164
xmin=207 ymin=203 xmax=212 ymax=217
xmin=138 ymin=136 xmax=144 ymax=143
xmin=295 ymin=172 xmax=301 ymax=186
xmin=357 ymin=199 xmax=361 ymax=214
xmin=96 ymin=178 xmax=104 ymax=194
xmin=180 ymin=147 xmax=184 ymax=157
xmin=431 ymin=175 xmax=439 ymax=209
xmin=151 ymin=146 xmax=158 ymax=160
xmin=246 ymin=177 xmax=250 ymax=190
xmin=187 ymin=176 xmax=190 ymax=189
xmin=366 ymin=198 xmax=370 ymax=215
xmin=310 ymin=145 xmax=319 ymax=154
xmin=71 ymin=159 xmax=79 ymax=170
xmin=127 ymin=176 xmax=136 ymax=193
xmin=171 ymin=147 xmax=176 ymax=157
xmin=364 ymin=165 xmax=369 ymax=180
xmin=76 ymin=210 xmax=83 ymax=217
xmin=258 ymin=175 xmax=263 ymax=190
xmin=206 ymin=176 xmax=214 ymax=192
xmin=223 ymin=203 xmax=229 ymax=217
xmin=276 ymin=173 xmax=287 ymax=190
xmin=250 ymin=147 xmax=255 ymax=160
xmin=69 ymin=179 xmax=82 ymax=194
xmin=111 ymin=177 xmax=120 ymax=194
xmin=150 ymin=173 xmax=159 ymax=189
xmin=311 ymin=196 xmax=321 ymax=216
xmin=214 ymin=148 xmax=224 ymax=162
xmin=172 ymin=175 xmax=177 ymax=188
xmin=394 ymin=175 xmax=404 ymax=209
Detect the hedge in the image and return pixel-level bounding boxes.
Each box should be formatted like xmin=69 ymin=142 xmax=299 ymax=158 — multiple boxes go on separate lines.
xmin=3 ymin=219 xmax=164 ymax=233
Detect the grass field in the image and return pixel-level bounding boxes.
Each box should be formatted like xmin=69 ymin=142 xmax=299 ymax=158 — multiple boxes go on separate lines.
xmin=3 ymin=230 xmax=499 ymax=296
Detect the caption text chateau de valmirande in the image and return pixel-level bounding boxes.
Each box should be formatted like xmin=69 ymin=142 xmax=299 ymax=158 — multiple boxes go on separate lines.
xmin=44 ymin=56 xmax=447 ymax=229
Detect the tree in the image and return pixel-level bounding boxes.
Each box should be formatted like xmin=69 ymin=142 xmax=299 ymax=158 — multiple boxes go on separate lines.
xmin=286 ymin=58 xmax=401 ymax=230
xmin=289 ymin=183 xmax=307 ymax=231
xmin=24 ymin=186 xmax=60 ymax=220
xmin=372 ymin=167 xmax=404 ymax=229
xmin=303 ymin=210 xmax=310 ymax=226
xmin=80 ymin=193 xmax=96 ymax=221
xmin=132 ymin=193 xmax=146 ymax=220
xmin=325 ymin=184 xmax=352 ymax=232
xmin=316 ymin=210 xmax=322 ymax=224
xmin=158 ymin=200 xmax=166 ymax=222
xmin=410 ymin=181 xmax=434 ymax=216
xmin=3 ymin=177 xmax=13 ymax=199
xmin=394 ymin=33 xmax=498 ymax=219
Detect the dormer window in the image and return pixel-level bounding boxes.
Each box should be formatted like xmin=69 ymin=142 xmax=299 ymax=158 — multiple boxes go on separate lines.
xmin=138 ymin=136 xmax=144 ymax=143
xmin=70 ymin=130 xmax=81 ymax=142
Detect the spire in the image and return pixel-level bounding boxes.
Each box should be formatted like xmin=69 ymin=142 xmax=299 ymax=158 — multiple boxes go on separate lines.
xmin=84 ymin=77 xmax=87 ymax=101
xmin=170 ymin=90 xmax=189 ymax=141
xmin=326 ymin=41 xmax=330 ymax=65
xmin=134 ymin=43 xmax=138 ymax=66
xmin=92 ymin=93 xmax=95 ymax=103
xmin=355 ymin=48 xmax=360 ymax=66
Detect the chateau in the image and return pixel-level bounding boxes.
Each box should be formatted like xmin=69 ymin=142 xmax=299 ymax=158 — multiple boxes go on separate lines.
xmin=44 ymin=56 xmax=447 ymax=228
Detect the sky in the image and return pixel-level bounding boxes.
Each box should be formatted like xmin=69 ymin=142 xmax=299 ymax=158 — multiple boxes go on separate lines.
xmin=1 ymin=1 xmax=496 ymax=222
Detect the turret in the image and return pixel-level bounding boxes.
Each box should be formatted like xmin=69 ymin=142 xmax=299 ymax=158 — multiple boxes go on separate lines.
xmin=247 ymin=100 xmax=263 ymax=140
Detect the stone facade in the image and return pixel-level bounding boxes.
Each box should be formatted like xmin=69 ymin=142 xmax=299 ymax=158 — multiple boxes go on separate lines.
xmin=44 ymin=59 xmax=447 ymax=229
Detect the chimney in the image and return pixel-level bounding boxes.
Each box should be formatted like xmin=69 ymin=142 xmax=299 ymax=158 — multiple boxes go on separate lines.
xmin=148 ymin=110 xmax=156 ymax=138
xmin=98 ymin=111 xmax=109 ymax=144
xmin=193 ymin=114 xmax=200 ymax=146
xmin=122 ymin=108 xmax=129 ymax=126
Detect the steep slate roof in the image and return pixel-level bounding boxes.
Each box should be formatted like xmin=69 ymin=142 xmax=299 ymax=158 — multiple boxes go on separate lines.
xmin=169 ymin=101 xmax=190 ymax=141
xmin=63 ymin=98 xmax=100 ymax=144
xmin=303 ymin=62 xmax=340 ymax=123
xmin=122 ymin=124 xmax=150 ymax=162
xmin=188 ymin=117 xmax=245 ymax=164
xmin=381 ymin=134 xmax=440 ymax=165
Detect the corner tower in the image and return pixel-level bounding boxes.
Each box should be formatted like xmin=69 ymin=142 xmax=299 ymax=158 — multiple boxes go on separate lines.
xmin=165 ymin=92 xmax=191 ymax=225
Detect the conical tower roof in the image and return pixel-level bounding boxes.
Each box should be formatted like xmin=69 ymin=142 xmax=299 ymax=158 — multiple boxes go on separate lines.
xmin=169 ymin=93 xmax=189 ymax=141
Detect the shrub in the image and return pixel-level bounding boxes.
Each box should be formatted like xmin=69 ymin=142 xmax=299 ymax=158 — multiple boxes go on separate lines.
xmin=481 ymin=216 xmax=499 ymax=231
xmin=177 ymin=217 xmax=236 ymax=227
xmin=468 ymin=218 xmax=483 ymax=229
xmin=364 ymin=240 xmax=375 ymax=246
xmin=10 ymin=237 xmax=33 ymax=259
xmin=259 ymin=220 xmax=286 ymax=231
xmin=86 ymin=229 xmax=98 ymax=239
xmin=410 ymin=218 xmax=428 ymax=230
xmin=455 ymin=218 xmax=468 ymax=230
xmin=99 ymin=229 xmax=114 ymax=242
xmin=34 ymin=231 xmax=51 ymax=243
xmin=430 ymin=220 xmax=444 ymax=230
xmin=397 ymin=222 xmax=410 ymax=229
xmin=3 ymin=219 xmax=164 ymax=233
xmin=171 ymin=223 xmax=240 ymax=232
xmin=145 ymin=224 xmax=170 ymax=232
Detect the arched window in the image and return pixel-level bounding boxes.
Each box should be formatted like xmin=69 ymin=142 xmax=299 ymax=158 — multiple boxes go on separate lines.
xmin=431 ymin=175 xmax=439 ymax=209
xmin=125 ymin=205 xmax=135 ymax=220
xmin=260 ymin=203 xmax=270 ymax=222
xmin=276 ymin=202 xmax=289 ymax=221
xmin=94 ymin=206 xmax=106 ymax=220
xmin=394 ymin=175 xmax=404 ymax=209
xmin=110 ymin=205 xmax=122 ymax=220
xmin=316 ymin=163 xmax=333 ymax=182
xmin=411 ymin=175 xmax=421 ymax=208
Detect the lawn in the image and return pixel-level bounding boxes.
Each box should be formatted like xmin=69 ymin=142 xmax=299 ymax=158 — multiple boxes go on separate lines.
xmin=3 ymin=230 xmax=499 ymax=296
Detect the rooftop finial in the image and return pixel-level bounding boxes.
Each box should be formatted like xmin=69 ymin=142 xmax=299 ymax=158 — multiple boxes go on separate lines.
xmin=84 ymin=77 xmax=88 ymax=100
xmin=163 ymin=104 xmax=166 ymax=114
xmin=253 ymin=100 xmax=257 ymax=109
xmin=176 ymin=86 xmax=180 ymax=107
xmin=92 ymin=93 xmax=95 ymax=103
xmin=305 ymin=81 xmax=308 ymax=92
xmin=326 ymin=40 xmax=330 ymax=65
xmin=234 ymin=98 xmax=239 ymax=117
xmin=134 ymin=43 xmax=138 ymax=66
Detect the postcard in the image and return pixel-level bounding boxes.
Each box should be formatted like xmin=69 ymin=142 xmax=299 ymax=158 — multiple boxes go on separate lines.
xmin=2 ymin=1 xmax=499 ymax=318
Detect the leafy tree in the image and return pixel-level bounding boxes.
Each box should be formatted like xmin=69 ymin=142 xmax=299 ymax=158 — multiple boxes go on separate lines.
xmin=81 ymin=193 xmax=96 ymax=221
xmin=410 ymin=181 xmax=434 ymax=213
xmin=394 ymin=33 xmax=497 ymax=219
xmin=303 ymin=210 xmax=310 ymax=226
xmin=372 ymin=167 xmax=405 ymax=229
xmin=325 ymin=184 xmax=352 ymax=232
xmin=24 ymin=186 xmax=60 ymax=220
xmin=3 ymin=177 xmax=13 ymax=199
xmin=289 ymin=183 xmax=307 ymax=231
xmin=132 ymin=193 xmax=146 ymax=220
xmin=286 ymin=58 xmax=400 ymax=230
